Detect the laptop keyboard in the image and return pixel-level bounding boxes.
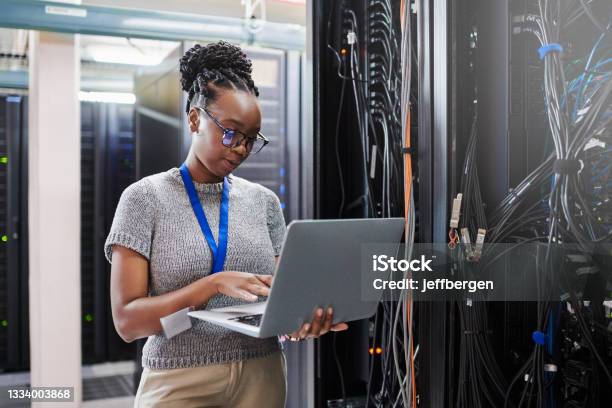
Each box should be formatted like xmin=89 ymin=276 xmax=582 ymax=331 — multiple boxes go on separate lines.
xmin=229 ymin=313 xmax=263 ymax=327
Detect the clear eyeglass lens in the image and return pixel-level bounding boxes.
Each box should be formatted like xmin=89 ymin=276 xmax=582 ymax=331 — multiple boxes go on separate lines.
xmin=223 ymin=129 xmax=265 ymax=154
xmin=251 ymin=138 xmax=265 ymax=154
xmin=221 ymin=130 xmax=235 ymax=146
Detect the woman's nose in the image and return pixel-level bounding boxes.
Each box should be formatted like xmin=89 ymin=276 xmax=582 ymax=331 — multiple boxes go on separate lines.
xmin=231 ymin=142 xmax=249 ymax=157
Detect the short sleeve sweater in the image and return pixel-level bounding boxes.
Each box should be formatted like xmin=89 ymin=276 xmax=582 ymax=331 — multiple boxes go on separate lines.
xmin=104 ymin=167 xmax=287 ymax=369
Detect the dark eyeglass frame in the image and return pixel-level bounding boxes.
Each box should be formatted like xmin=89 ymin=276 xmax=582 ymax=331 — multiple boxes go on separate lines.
xmin=194 ymin=106 xmax=269 ymax=155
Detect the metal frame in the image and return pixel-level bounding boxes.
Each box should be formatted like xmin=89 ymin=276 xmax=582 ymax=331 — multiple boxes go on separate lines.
xmin=301 ymin=2 xmax=314 ymax=224
xmin=417 ymin=0 xmax=453 ymax=406
xmin=475 ymin=0 xmax=510 ymax=206
xmin=286 ymin=51 xmax=303 ymax=222
xmin=93 ymin=103 xmax=107 ymax=360
xmin=0 ymin=0 xmax=305 ymax=51
xmin=0 ymin=70 xmax=134 ymax=93
xmin=418 ymin=0 xmax=434 ymax=244
xmin=283 ymin=3 xmax=315 ymax=407
xmin=4 ymin=95 xmax=28 ymax=370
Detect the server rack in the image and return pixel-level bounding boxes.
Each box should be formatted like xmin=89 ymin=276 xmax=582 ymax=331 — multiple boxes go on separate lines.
xmin=0 ymin=94 xmax=29 ymax=372
xmin=410 ymin=0 xmax=612 ymax=406
xmin=0 ymin=95 xmax=137 ymax=372
xmin=311 ymin=1 xmax=368 ymax=403
xmin=232 ymin=48 xmax=290 ymax=209
xmin=311 ymin=1 xmax=412 ymax=406
xmin=312 ymin=0 xmax=611 ymax=406
xmin=81 ymin=101 xmax=136 ymax=364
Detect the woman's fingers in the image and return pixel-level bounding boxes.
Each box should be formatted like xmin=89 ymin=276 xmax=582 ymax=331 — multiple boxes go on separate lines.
xmin=285 ymin=317 xmax=348 ymax=341
xmin=305 ymin=308 xmax=325 ymax=338
xmin=318 ymin=307 xmax=334 ymax=335
xmin=215 ymin=272 xmax=274 ymax=301
xmin=254 ymin=274 xmax=273 ymax=287
xmin=297 ymin=322 xmax=311 ymax=339
xmin=228 ymin=288 xmax=258 ymax=302
xmin=246 ymin=283 xmax=270 ymax=297
xmin=330 ymin=322 xmax=349 ymax=331
xmin=286 ymin=322 xmax=310 ymax=341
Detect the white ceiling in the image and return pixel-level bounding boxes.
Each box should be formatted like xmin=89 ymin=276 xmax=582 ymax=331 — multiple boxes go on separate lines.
xmin=82 ymin=0 xmax=306 ymax=26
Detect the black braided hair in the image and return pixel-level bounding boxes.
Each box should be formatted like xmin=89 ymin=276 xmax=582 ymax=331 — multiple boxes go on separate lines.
xmin=179 ymin=41 xmax=259 ymax=114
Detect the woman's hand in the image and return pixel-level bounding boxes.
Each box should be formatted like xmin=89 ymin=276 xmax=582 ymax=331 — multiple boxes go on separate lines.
xmin=210 ymin=271 xmax=273 ymax=302
xmin=285 ymin=306 xmax=349 ymax=341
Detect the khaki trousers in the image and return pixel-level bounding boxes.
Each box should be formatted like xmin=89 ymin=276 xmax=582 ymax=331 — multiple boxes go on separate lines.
xmin=134 ymin=351 xmax=287 ymax=407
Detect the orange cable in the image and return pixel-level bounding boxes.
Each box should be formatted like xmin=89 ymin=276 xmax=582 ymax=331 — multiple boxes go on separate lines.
xmin=404 ymin=92 xmax=416 ymax=408
xmin=401 ymin=0 xmax=416 ymax=404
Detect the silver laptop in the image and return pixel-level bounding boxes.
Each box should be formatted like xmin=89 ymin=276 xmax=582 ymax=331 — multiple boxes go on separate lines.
xmin=188 ymin=218 xmax=404 ymax=338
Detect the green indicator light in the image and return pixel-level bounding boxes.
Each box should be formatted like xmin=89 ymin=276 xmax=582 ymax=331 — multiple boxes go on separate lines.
xmin=85 ymin=314 xmax=93 ymax=322
xmin=1 ymin=320 xmax=7 ymax=327
xmin=0 ymin=157 xmax=7 ymax=164
xmin=1 ymin=236 xmax=7 ymax=242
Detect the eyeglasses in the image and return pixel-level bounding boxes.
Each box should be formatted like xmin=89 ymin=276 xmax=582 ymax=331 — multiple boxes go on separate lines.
xmin=195 ymin=106 xmax=269 ymax=155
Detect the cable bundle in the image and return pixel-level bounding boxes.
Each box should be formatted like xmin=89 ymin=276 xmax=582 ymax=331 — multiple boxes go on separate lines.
xmin=368 ymin=0 xmax=405 ymax=218
xmin=504 ymin=2 xmax=611 ymax=406
xmin=326 ymin=2 xmax=417 ymax=407
xmin=450 ymin=17 xmax=509 ymax=408
xmin=364 ymin=0 xmax=418 ymax=407
xmin=449 ymin=1 xmax=612 ymax=407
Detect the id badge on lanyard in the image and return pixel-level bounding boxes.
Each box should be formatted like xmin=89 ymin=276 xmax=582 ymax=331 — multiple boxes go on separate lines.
xmin=179 ymin=163 xmax=230 ymax=274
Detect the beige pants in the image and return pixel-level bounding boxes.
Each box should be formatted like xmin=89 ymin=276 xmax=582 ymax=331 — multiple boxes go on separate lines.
xmin=134 ymin=351 xmax=287 ymax=408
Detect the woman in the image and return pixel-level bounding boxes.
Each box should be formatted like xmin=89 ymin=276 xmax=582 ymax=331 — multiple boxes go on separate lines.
xmin=104 ymin=41 xmax=348 ymax=407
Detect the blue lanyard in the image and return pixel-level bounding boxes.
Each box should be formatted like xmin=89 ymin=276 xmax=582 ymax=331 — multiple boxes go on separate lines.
xmin=179 ymin=163 xmax=230 ymax=274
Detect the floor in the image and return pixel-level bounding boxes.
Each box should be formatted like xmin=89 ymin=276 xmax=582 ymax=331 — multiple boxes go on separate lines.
xmin=83 ymin=396 xmax=134 ymax=407
xmin=0 ymin=360 xmax=136 ymax=406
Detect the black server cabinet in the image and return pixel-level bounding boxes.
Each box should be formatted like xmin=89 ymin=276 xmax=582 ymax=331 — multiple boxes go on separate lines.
xmin=0 ymin=94 xmax=29 ymax=372
xmin=312 ymin=0 xmax=612 ymax=406
xmin=231 ymin=48 xmax=290 ymax=210
xmin=133 ymin=45 xmax=185 ymax=181
xmin=0 ymin=95 xmax=138 ymax=372
xmin=417 ymin=0 xmax=612 ymax=406
xmin=81 ymin=101 xmax=136 ymax=364
xmin=312 ymin=0 xmax=409 ymax=406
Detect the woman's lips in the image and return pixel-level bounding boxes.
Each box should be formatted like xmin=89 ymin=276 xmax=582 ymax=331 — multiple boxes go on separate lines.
xmin=224 ymin=159 xmax=240 ymax=170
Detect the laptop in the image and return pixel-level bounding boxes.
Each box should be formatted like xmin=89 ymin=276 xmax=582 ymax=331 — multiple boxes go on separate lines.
xmin=188 ymin=217 xmax=404 ymax=338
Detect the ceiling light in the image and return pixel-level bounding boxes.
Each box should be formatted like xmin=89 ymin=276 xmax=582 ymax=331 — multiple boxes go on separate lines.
xmin=85 ymin=45 xmax=164 ymax=66
xmin=79 ymin=91 xmax=135 ymax=104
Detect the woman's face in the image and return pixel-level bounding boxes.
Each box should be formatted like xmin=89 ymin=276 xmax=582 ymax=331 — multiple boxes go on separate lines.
xmin=188 ymin=87 xmax=261 ymax=178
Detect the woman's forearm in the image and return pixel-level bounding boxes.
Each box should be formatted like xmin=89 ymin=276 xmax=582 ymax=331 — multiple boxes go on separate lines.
xmin=114 ymin=274 xmax=219 ymax=343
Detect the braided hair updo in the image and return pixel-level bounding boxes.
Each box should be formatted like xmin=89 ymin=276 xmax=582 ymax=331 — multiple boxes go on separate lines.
xmin=179 ymin=41 xmax=260 ymax=114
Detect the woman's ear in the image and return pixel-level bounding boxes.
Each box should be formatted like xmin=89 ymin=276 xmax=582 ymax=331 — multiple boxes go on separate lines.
xmin=188 ymin=108 xmax=200 ymax=134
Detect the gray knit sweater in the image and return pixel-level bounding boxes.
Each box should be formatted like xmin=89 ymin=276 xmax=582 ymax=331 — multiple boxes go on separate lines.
xmin=104 ymin=167 xmax=286 ymax=369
